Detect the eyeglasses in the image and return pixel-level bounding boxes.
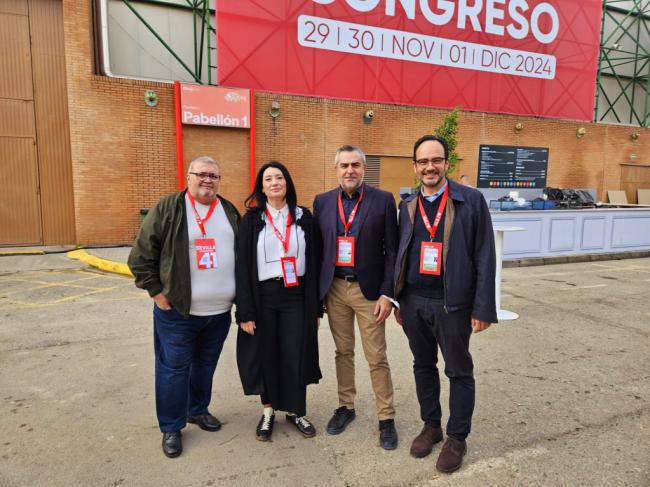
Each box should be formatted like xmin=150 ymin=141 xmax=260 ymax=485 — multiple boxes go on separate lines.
xmin=189 ymin=172 xmax=221 ymax=181
xmin=414 ymin=157 xmax=446 ymax=167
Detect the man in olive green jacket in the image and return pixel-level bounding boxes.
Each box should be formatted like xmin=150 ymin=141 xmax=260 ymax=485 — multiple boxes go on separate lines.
xmin=128 ymin=156 xmax=240 ymax=458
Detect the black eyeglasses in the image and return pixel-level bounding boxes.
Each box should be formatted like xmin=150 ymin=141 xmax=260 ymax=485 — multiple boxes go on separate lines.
xmin=414 ymin=157 xmax=446 ymax=167
xmin=189 ymin=172 xmax=221 ymax=181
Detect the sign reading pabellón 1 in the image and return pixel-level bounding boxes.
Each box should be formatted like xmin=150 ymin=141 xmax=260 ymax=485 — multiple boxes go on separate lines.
xmin=180 ymin=83 xmax=250 ymax=128
xmin=217 ymin=0 xmax=602 ymax=121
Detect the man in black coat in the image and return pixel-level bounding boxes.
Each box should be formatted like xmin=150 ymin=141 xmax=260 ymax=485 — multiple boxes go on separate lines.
xmin=394 ymin=135 xmax=497 ymax=473
xmin=313 ymin=144 xmax=399 ymax=450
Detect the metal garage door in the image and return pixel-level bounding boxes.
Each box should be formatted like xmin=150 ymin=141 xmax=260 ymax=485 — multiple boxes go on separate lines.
xmin=0 ymin=0 xmax=75 ymax=246
xmin=0 ymin=2 xmax=42 ymax=245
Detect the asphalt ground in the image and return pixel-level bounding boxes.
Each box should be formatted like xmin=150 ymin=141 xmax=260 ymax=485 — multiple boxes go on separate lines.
xmin=0 ymin=254 xmax=648 ymax=486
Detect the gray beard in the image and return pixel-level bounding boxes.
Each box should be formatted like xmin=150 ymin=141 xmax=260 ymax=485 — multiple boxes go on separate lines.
xmin=340 ymin=178 xmax=364 ymax=191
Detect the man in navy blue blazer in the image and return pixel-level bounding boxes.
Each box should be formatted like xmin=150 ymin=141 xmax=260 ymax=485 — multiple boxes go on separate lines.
xmin=394 ymin=135 xmax=496 ymax=473
xmin=313 ymin=144 xmax=399 ymax=450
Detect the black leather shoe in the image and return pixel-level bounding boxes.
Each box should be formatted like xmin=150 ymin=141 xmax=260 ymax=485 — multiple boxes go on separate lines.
xmin=379 ymin=419 xmax=398 ymax=450
xmin=286 ymin=414 xmax=316 ymax=438
xmin=326 ymin=407 xmax=356 ymax=435
xmin=256 ymin=413 xmax=275 ymax=441
xmin=162 ymin=431 xmax=182 ymax=458
xmin=188 ymin=412 xmax=222 ymax=432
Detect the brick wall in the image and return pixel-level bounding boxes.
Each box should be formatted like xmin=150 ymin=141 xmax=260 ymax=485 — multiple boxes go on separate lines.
xmin=62 ymin=1 xmax=251 ymax=244
xmin=63 ymin=0 xmax=650 ymax=245
xmin=254 ymin=93 xmax=650 ymax=208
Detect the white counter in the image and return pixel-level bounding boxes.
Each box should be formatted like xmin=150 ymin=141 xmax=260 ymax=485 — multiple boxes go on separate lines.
xmin=490 ymin=207 xmax=650 ymax=259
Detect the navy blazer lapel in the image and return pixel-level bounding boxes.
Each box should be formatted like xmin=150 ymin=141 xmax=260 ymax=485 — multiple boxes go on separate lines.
xmin=325 ymin=188 xmax=339 ymax=241
xmin=355 ymin=184 xmax=374 ymax=233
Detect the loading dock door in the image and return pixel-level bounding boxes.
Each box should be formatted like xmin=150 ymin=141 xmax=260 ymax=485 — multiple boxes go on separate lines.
xmin=0 ymin=4 xmax=42 ymax=245
xmin=0 ymin=0 xmax=75 ymax=246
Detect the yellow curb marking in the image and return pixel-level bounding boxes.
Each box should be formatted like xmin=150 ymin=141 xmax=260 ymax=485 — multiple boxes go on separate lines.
xmin=67 ymin=250 xmax=133 ymax=277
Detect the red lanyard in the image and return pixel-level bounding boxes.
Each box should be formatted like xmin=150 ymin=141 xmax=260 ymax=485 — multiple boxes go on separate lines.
xmin=187 ymin=192 xmax=218 ymax=236
xmin=417 ymin=185 xmax=449 ymax=241
xmin=337 ymin=188 xmax=365 ymax=235
xmin=265 ymin=208 xmax=293 ymax=254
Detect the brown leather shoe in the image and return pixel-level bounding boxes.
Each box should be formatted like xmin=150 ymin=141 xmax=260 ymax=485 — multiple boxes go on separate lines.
xmin=436 ymin=437 xmax=467 ymax=473
xmin=410 ymin=424 xmax=443 ymax=458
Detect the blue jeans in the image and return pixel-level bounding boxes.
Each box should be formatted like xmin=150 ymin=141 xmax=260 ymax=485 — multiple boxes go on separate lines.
xmin=153 ymin=305 xmax=231 ymax=432
xmin=399 ymin=292 xmax=475 ymax=441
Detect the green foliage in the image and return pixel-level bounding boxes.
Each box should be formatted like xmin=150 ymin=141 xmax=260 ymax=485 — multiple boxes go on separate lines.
xmin=435 ymin=107 xmax=460 ymax=175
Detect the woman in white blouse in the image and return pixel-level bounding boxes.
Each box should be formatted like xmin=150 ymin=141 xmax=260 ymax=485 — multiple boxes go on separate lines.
xmin=236 ymin=161 xmax=322 ymax=442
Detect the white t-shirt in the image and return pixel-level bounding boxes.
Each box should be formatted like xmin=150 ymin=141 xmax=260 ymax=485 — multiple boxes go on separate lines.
xmin=257 ymin=204 xmax=306 ymax=281
xmin=185 ymin=194 xmax=236 ymax=316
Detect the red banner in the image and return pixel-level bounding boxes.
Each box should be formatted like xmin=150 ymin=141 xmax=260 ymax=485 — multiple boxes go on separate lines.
xmin=216 ymin=0 xmax=602 ymax=121
xmin=180 ymin=83 xmax=250 ymax=128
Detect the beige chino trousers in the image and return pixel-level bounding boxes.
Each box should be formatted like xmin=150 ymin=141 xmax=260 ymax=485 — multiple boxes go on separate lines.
xmin=325 ymin=278 xmax=395 ymax=420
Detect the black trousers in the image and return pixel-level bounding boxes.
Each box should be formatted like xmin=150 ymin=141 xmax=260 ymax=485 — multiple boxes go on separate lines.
xmin=400 ymin=292 xmax=475 ymax=441
xmin=259 ymin=279 xmax=307 ymax=416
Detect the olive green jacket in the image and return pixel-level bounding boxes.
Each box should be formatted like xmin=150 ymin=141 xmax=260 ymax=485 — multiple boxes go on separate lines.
xmin=127 ymin=190 xmax=240 ymax=317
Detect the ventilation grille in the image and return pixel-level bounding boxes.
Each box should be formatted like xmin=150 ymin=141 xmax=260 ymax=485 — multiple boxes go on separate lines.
xmin=365 ymin=155 xmax=380 ymax=187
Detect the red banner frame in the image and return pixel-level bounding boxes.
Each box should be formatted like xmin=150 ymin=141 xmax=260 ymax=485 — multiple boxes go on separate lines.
xmin=216 ymin=0 xmax=602 ymax=121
